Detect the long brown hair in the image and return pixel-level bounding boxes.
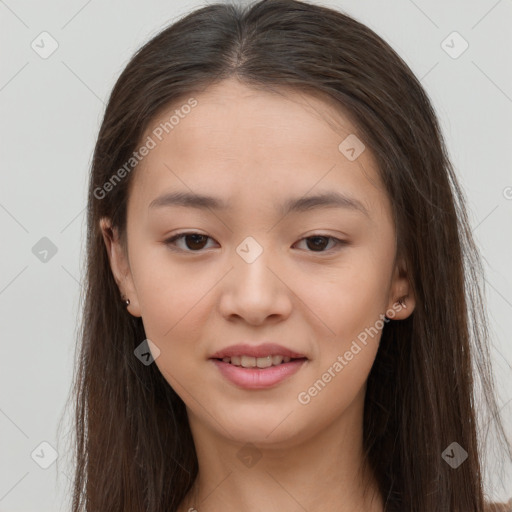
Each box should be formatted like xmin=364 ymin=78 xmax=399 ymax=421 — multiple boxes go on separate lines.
xmin=61 ymin=0 xmax=511 ymax=510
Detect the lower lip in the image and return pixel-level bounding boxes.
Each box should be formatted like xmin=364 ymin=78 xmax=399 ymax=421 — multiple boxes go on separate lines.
xmin=210 ymin=359 xmax=307 ymax=389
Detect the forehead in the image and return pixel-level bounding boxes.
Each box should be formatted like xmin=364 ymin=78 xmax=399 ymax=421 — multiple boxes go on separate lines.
xmin=130 ymin=78 xmax=388 ymax=220
xmin=144 ymin=79 xmax=361 ymax=154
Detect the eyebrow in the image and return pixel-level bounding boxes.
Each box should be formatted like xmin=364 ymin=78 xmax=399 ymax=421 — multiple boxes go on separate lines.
xmin=148 ymin=190 xmax=370 ymax=218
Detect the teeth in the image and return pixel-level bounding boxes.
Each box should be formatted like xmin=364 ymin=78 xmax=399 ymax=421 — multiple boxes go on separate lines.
xmin=229 ymin=356 xmax=241 ymax=366
xmin=241 ymin=355 xmax=257 ymax=367
xmin=221 ymin=355 xmax=293 ymax=368
xmin=271 ymin=355 xmax=283 ymax=366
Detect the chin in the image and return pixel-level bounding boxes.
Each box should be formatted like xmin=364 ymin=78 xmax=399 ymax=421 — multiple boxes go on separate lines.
xmin=216 ymin=410 xmax=310 ymax=445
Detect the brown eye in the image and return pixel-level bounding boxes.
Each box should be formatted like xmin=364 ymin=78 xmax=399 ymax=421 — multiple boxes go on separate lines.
xmin=294 ymin=235 xmax=346 ymax=253
xmin=183 ymin=234 xmax=209 ymax=250
xmin=164 ymin=233 xmax=215 ymax=252
xmin=305 ymin=236 xmax=330 ymax=251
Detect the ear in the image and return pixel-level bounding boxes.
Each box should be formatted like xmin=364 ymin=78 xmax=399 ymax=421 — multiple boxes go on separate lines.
xmin=99 ymin=217 xmax=142 ymax=318
xmin=385 ymin=257 xmax=415 ymax=320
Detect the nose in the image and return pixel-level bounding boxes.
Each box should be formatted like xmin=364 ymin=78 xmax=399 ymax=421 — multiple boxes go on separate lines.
xmin=217 ymin=246 xmax=293 ymax=326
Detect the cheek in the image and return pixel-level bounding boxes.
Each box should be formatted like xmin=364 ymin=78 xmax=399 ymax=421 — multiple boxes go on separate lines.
xmin=129 ymin=249 xmax=214 ymax=347
xmin=295 ymin=253 xmax=390 ymax=402
xmin=295 ymin=255 xmax=391 ymax=342
xmin=132 ymin=256 xmax=212 ymax=394
xmin=122 ymin=233 xmax=222 ymax=401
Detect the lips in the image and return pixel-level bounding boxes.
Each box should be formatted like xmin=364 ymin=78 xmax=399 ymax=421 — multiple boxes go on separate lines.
xmin=211 ymin=358 xmax=307 ymax=389
xmin=209 ymin=343 xmax=309 ymax=390
xmin=209 ymin=342 xmax=308 ymax=360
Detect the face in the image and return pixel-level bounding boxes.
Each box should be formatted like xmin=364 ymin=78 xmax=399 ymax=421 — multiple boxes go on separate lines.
xmin=101 ymin=78 xmax=415 ymax=448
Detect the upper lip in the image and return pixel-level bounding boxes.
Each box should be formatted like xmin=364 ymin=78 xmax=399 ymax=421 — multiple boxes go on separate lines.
xmin=209 ymin=343 xmax=308 ymax=360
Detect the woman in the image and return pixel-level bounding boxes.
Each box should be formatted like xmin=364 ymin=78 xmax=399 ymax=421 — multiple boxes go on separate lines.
xmin=66 ymin=0 xmax=512 ymax=510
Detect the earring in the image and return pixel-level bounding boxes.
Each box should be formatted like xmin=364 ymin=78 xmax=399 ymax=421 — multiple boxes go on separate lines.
xmin=397 ymin=296 xmax=407 ymax=309
xmin=122 ymin=296 xmax=130 ymax=307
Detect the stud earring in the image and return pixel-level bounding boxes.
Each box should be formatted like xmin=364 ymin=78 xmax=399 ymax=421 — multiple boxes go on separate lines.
xmin=122 ymin=296 xmax=130 ymax=307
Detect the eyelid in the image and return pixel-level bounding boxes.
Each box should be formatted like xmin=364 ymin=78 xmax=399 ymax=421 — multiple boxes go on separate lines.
xmin=163 ymin=231 xmax=348 ymax=254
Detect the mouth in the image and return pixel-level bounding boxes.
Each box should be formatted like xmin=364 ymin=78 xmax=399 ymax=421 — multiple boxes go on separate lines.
xmin=210 ymin=356 xmax=308 ymax=389
xmin=208 ymin=343 xmax=309 ymax=388
xmin=209 ymin=342 xmax=308 ymax=362
xmin=212 ymin=355 xmax=308 ymax=368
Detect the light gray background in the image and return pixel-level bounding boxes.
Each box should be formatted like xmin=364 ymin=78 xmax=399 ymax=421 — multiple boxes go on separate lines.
xmin=1 ymin=0 xmax=511 ymax=510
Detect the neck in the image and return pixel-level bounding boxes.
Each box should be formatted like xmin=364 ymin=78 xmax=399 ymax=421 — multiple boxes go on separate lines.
xmin=178 ymin=387 xmax=384 ymax=512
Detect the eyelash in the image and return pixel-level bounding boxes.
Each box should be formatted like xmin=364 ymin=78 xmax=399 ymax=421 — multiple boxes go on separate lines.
xmin=163 ymin=232 xmax=347 ymax=254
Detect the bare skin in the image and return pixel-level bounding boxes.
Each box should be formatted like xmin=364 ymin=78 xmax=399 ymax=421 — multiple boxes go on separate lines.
xmin=101 ymin=77 xmax=415 ymax=512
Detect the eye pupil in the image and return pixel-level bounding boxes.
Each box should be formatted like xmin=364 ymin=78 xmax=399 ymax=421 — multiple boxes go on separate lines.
xmin=307 ymin=236 xmax=329 ymax=251
xmin=186 ymin=234 xmax=208 ymax=250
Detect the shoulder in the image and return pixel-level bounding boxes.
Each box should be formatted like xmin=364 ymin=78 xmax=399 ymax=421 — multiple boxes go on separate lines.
xmin=485 ymin=498 xmax=512 ymax=512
